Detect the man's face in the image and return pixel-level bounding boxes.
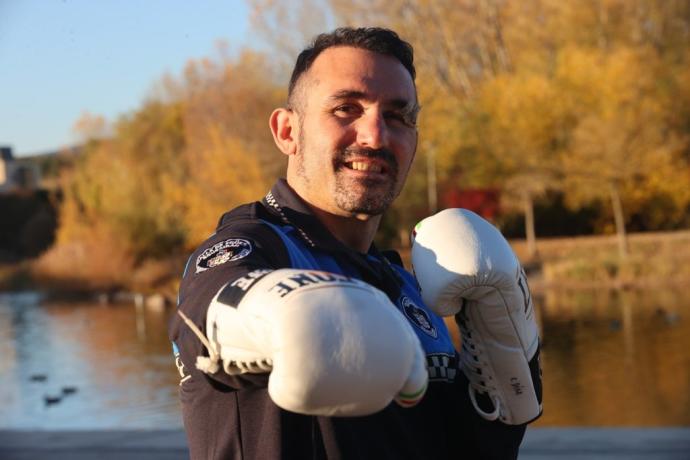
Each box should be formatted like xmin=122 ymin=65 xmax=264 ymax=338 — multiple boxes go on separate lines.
xmin=289 ymin=46 xmax=418 ymax=217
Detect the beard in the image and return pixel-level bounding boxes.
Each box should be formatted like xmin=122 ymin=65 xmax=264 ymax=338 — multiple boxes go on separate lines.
xmin=294 ymin=122 xmax=406 ymax=216
xmin=332 ymin=146 xmax=400 ymax=215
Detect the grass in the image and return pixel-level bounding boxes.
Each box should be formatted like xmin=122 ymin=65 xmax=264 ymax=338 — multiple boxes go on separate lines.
xmin=509 ymin=230 xmax=690 ymax=289
xmin=397 ymin=229 xmax=690 ymax=290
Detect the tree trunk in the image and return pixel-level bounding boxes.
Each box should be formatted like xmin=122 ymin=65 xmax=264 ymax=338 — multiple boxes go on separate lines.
xmin=426 ymin=145 xmax=438 ymax=214
xmin=609 ymin=183 xmax=628 ymax=259
xmin=523 ymin=191 xmax=537 ymax=259
xmin=598 ymin=0 xmax=610 ymax=50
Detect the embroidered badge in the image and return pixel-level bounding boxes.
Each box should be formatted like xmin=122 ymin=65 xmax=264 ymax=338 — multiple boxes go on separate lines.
xmin=196 ymin=239 xmax=253 ymax=274
xmin=400 ymin=295 xmax=438 ymax=338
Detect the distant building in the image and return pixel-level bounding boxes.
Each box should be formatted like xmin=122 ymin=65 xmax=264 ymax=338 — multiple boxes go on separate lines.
xmin=0 ymin=146 xmax=42 ymax=193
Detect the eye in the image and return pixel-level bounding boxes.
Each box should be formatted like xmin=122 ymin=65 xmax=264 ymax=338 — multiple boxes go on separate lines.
xmin=333 ymin=104 xmax=362 ymax=118
xmin=385 ymin=110 xmax=416 ymax=128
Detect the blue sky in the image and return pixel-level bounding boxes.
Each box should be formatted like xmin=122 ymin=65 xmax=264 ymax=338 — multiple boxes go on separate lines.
xmin=0 ymin=0 xmax=253 ymax=156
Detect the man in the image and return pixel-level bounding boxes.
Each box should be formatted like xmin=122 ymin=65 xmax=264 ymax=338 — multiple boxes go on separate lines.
xmin=170 ymin=27 xmax=538 ymax=459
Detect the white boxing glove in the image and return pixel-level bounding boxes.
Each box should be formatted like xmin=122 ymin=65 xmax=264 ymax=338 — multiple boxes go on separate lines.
xmin=411 ymin=209 xmax=542 ymax=425
xmin=179 ymin=268 xmax=427 ymax=417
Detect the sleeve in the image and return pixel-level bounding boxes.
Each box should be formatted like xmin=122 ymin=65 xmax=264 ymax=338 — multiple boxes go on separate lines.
xmin=169 ymin=219 xmax=290 ymax=390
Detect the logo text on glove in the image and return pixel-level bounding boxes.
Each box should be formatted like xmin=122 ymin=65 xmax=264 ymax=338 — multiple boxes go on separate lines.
xmin=270 ymin=271 xmax=357 ymax=297
xmin=510 ymin=377 xmax=525 ymax=395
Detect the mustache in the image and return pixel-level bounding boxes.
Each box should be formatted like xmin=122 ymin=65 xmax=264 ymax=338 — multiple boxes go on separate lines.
xmin=334 ymin=147 xmax=398 ymax=173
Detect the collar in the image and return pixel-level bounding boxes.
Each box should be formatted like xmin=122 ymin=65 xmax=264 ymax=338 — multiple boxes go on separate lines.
xmin=262 ymin=178 xmax=379 ymax=256
xmin=262 ymin=179 xmax=404 ymax=291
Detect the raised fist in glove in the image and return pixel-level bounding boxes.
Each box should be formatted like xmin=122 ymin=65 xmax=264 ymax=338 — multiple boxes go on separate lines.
xmin=182 ymin=268 xmax=428 ymax=417
xmin=411 ymin=208 xmax=542 ymax=425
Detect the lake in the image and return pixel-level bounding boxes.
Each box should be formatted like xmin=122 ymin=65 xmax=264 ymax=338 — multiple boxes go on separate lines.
xmin=1 ymin=288 xmax=688 ymax=429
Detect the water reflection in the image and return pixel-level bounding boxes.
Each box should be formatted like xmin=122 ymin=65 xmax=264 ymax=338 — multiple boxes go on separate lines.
xmin=0 ymin=292 xmax=181 ymax=429
xmin=534 ymin=288 xmax=690 ymax=426
xmin=1 ymin=288 xmax=688 ymax=428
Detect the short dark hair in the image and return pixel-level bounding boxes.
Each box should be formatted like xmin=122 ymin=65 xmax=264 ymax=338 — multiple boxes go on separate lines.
xmin=287 ymin=27 xmax=416 ymax=107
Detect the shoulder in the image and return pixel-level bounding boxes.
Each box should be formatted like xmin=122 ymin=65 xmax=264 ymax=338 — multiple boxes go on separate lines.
xmin=216 ymin=201 xmax=267 ymax=228
xmin=176 ymin=202 xmax=290 ymax=320
xmin=183 ymin=201 xmax=288 ymax=279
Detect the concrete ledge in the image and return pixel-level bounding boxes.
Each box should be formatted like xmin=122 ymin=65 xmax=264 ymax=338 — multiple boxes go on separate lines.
xmin=0 ymin=428 xmax=688 ymax=459
xmin=521 ymin=428 xmax=690 ymax=459
xmin=0 ymin=430 xmax=188 ymax=460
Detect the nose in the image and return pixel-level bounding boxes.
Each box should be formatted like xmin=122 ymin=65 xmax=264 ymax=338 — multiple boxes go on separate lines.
xmin=355 ymin=111 xmax=388 ymax=149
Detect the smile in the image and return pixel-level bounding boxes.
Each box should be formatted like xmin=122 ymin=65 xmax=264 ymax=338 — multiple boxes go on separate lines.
xmin=345 ymin=161 xmax=385 ymax=174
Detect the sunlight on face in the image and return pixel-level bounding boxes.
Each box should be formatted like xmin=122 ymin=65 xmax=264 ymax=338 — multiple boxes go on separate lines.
xmin=289 ymin=46 xmax=418 ymax=217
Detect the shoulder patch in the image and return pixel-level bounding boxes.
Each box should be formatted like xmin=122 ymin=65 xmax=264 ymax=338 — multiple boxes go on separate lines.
xmin=196 ymin=238 xmax=253 ymax=274
xmin=399 ymin=295 xmax=438 ymax=339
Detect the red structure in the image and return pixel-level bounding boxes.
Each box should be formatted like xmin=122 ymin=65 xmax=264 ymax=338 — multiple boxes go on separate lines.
xmin=441 ymin=188 xmax=501 ymax=221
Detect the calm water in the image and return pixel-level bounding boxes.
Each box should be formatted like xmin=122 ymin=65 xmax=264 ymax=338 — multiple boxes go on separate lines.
xmin=0 ymin=292 xmax=181 ymax=429
xmin=533 ymin=288 xmax=690 ymax=427
xmin=0 ymin=288 xmax=688 ymax=429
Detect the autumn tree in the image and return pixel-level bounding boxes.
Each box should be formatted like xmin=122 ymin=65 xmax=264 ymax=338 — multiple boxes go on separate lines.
xmin=248 ymin=0 xmax=335 ymax=71
xmin=469 ymin=73 xmax=566 ymax=258
xmin=62 ymin=100 xmax=187 ymax=259
xmin=170 ymin=50 xmax=285 ymax=246
xmin=48 ymin=0 xmax=690 ymax=288
xmin=557 ymin=46 xmax=688 ymax=257
xmin=40 ymin=100 xmax=187 ymax=288
xmin=47 ymin=48 xmax=286 ymax=286
xmin=331 ymin=0 xmax=690 ymax=244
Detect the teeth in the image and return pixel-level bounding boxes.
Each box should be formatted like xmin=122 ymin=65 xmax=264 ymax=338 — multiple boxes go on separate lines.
xmin=350 ymin=161 xmax=382 ymax=173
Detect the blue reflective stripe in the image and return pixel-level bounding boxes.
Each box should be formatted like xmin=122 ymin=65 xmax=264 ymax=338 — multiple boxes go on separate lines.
xmin=307 ymin=249 xmax=346 ymax=276
xmin=259 ymin=219 xmax=455 ymax=357
xmin=181 ymin=254 xmax=194 ymax=278
xmin=260 ymin=220 xmax=320 ymax=269
xmin=177 ymin=255 xmax=195 ymax=307
xmin=260 ymin=220 xmax=352 ymax=275
xmin=172 ymin=341 xmax=179 ymax=355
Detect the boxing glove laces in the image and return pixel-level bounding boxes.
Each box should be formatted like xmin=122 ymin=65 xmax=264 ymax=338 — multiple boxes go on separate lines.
xmin=411 ymin=209 xmax=542 ymax=425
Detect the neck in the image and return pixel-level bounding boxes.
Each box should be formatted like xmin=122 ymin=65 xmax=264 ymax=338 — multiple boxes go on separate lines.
xmin=308 ymin=205 xmax=381 ymax=253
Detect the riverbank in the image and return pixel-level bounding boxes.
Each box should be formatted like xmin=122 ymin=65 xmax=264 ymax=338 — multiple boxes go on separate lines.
xmin=1 ymin=428 xmax=688 ymax=459
xmin=2 ymin=229 xmax=690 ymax=299
xmin=0 ymin=258 xmax=182 ymax=306
xmin=510 ymin=229 xmax=690 ymax=290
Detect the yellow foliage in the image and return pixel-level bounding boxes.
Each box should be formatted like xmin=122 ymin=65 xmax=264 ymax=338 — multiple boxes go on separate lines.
xmin=176 ymin=126 xmax=269 ymax=247
xmin=559 ymin=45 xmax=687 ymax=219
xmin=43 ymin=0 xmax=690 ymax=289
xmin=471 ymin=71 xmax=565 ymax=212
xmin=50 ymin=48 xmax=282 ymax=281
xmin=324 ymin=0 xmax=690 ymax=241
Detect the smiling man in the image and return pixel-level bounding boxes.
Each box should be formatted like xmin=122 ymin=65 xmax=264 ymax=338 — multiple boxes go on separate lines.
xmin=272 ymin=42 xmax=419 ymax=251
xmin=170 ymin=27 xmax=532 ymax=460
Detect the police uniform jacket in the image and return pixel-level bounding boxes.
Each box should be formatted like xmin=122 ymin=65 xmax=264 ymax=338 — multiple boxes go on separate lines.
xmin=169 ymin=179 xmax=525 ymax=460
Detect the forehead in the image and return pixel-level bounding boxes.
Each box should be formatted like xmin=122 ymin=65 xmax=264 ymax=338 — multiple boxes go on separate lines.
xmin=304 ymin=46 xmax=417 ymax=103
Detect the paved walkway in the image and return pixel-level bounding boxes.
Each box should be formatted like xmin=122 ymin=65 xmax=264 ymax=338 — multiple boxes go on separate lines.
xmin=520 ymin=428 xmax=690 ymax=459
xmin=0 ymin=427 xmax=688 ymax=459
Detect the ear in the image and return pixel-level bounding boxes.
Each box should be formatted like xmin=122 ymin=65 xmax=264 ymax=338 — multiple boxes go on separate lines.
xmin=269 ymin=108 xmax=298 ymax=156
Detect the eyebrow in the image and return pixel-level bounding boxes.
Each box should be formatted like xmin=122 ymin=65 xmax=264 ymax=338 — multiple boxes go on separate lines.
xmin=327 ymin=89 xmax=417 ymax=112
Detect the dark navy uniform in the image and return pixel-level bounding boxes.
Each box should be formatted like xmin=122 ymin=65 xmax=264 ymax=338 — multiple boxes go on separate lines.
xmin=169 ymin=179 xmax=525 ymax=459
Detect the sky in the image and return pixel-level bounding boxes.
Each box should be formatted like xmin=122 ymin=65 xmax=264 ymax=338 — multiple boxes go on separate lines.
xmin=0 ymin=0 xmax=253 ymax=156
